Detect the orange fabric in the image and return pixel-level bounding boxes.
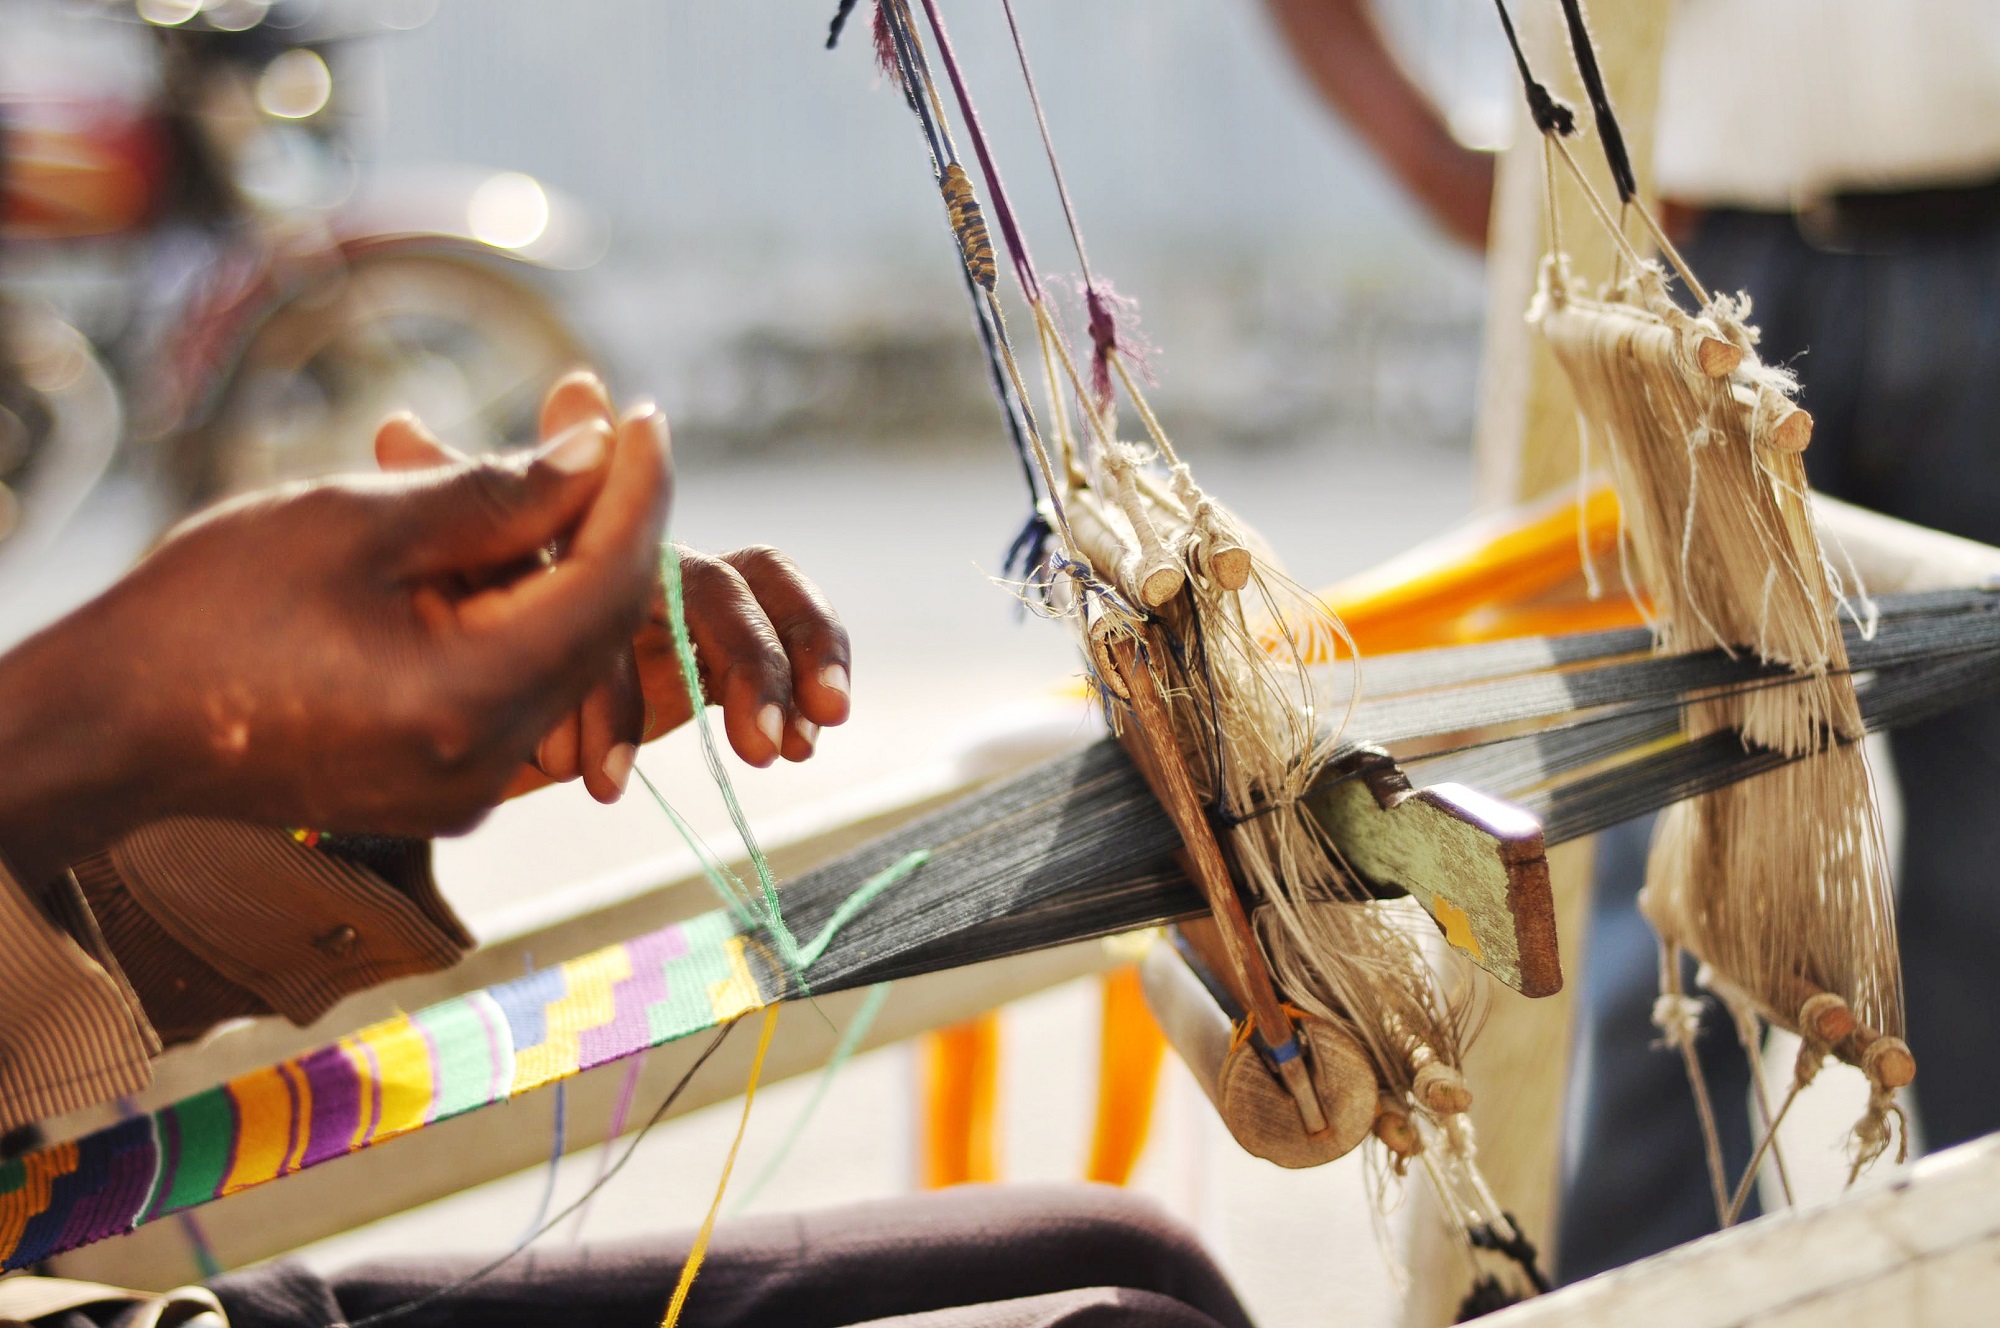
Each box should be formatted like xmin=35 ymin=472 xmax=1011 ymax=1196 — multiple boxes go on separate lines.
xmin=1312 ymin=484 xmax=1649 ymax=655
xmin=919 ymin=1013 xmax=1001 ymax=1188
xmin=1085 ymin=966 xmax=1168 ymax=1186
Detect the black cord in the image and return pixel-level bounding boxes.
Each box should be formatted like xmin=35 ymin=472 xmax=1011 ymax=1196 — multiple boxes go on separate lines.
xmin=332 ymin=1020 xmax=740 ymax=1328
xmin=824 ymin=0 xmax=862 ymax=50
xmin=1468 ymin=1210 xmax=1553 ymax=1295
xmin=1555 ymin=0 xmax=1637 ymax=202
xmin=1490 ymin=0 xmax=1576 ymax=138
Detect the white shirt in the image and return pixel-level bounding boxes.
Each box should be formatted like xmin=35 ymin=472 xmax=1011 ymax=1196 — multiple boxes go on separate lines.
xmin=1654 ymin=0 xmax=2000 ymax=207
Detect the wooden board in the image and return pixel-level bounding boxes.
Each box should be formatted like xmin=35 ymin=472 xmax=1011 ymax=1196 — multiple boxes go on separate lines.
xmin=1308 ymin=748 xmax=1559 ymax=997
xmin=1485 ymin=1134 xmax=2000 ymax=1327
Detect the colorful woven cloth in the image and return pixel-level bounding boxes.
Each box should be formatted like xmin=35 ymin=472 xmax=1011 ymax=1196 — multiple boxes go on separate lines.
xmin=0 ymin=909 xmax=775 ymax=1270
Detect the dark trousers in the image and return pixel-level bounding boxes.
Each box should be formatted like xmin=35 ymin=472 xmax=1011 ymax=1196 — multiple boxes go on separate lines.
xmin=1556 ymin=205 xmax=2000 ymax=1282
xmin=207 ymin=1185 xmax=1256 ymax=1328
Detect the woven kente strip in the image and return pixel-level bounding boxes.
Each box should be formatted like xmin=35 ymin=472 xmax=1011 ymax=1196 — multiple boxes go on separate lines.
xmin=0 ymin=910 xmax=776 ymax=1270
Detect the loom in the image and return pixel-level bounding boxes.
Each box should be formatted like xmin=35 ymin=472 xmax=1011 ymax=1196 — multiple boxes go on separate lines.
xmin=12 ymin=0 xmax=2000 ymax=1318
xmin=6 ymin=494 xmax=1997 ymax=1272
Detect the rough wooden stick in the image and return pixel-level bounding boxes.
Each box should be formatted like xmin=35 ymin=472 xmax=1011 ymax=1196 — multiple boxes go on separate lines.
xmin=1108 ymin=630 xmax=1329 ymax=1136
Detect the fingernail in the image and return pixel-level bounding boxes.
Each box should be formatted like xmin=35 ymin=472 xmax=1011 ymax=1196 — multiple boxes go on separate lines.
xmin=820 ymin=663 xmax=849 ymax=700
xmin=756 ymin=704 xmax=784 ymax=752
xmin=793 ymin=717 xmax=819 ymax=752
xmin=603 ymin=743 xmax=636 ymax=794
xmin=540 ymin=419 xmax=610 ymax=474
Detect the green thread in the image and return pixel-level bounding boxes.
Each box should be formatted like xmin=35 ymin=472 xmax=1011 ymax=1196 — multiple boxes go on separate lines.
xmin=659 ymin=541 xmax=802 ymax=965
xmin=796 ymin=850 xmax=930 ymax=969
xmin=635 ymin=766 xmax=760 ymax=927
xmin=648 ymin=545 xmax=925 ymax=985
xmin=730 ymin=981 xmax=894 ymax=1215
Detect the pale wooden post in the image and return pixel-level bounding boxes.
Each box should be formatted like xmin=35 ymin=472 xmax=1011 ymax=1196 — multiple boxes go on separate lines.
xmin=1402 ymin=4 xmax=1671 ymax=1322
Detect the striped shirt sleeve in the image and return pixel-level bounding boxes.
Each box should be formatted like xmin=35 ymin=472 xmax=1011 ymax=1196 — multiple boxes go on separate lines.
xmin=0 ymin=824 xmax=471 ymax=1135
xmin=0 ymin=855 xmax=155 ymax=1135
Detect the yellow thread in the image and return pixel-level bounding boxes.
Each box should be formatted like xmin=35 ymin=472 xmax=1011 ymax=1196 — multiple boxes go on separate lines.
xmin=941 ymin=163 xmax=996 ymax=291
xmin=660 ymin=1005 xmax=780 ymax=1328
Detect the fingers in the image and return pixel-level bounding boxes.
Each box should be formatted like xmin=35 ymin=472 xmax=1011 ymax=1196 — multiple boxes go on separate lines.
xmin=721 ymin=546 xmax=853 ymax=737
xmin=457 ymin=405 xmax=672 ymax=705
xmin=392 ymin=417 xmax=615 ymax=579
xmin=374 ymin=412 xmax=467 ymax=473
xmin=535 ymin=711 xmax=583 ymax=785
xmin=541 ymin=370 xmax=616 ymax=440
xmin=576 ymin=647 xmax=644 ymax=803
xmin=678 ymin=548 xmax=793 ymax=768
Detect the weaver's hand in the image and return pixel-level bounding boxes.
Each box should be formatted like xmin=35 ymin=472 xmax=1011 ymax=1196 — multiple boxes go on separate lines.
xmin=0 ymin=397 xmax=669 ymax=886
xmin=375 ymin=371 xmax=852 ymax=804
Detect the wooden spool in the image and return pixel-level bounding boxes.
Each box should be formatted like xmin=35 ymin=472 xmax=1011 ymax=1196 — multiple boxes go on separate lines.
xmin=1141 ymin=939 xmax=1378 ymax=1169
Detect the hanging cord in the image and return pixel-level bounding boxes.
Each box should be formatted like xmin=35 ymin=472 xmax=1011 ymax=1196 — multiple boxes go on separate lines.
xmin=871 ymin=0 xmax=1076 ymax=553
xmin=823 ymin=0 xmax=862 ymax=49
xmin=1651 ymin=944 xmax=1732 ymax=1225
xmin=1553 ymin=0 xmax=1636 ymax=203
xmin=334 ymin=1021 xmax=739 ymax=1328
xmin=1491 ymin=0 xmax=1715 ymax=307
xmin=909 ymin=0 xmax=1040 ymax=302
xmin=993 ymin=0 xmax=1150 ymax=409
xmin=1490 ymin=0 xmax=1576 ymax=139
xmin=514 ymin=1078 xmax=567 ymax=1246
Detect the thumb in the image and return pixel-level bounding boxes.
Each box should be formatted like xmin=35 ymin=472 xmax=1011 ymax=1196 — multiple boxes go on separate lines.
xmin=455 ymin=405 xmax=672 ymax=686
xmin=389 ymin=418 xmax=614 ymax=579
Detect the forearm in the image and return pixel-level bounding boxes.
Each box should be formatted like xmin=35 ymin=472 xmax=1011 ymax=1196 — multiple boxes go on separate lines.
xmin=0 ymin=603 xmax=175 ymax=886
xmin=1263 ymin=0 xmax=1495 ymax=249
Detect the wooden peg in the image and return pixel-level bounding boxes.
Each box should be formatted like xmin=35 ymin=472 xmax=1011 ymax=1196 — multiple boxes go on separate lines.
xmin=1108 ymin=629 xmax=1329 ymax=1137
xmin=1696 ymin=335 xmax=1743 ymax=379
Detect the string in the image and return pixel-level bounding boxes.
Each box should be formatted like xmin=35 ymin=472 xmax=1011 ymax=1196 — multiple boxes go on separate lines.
xmin=795 ymin=851 xmax=932 ymax=970
xmin=661 ymin=1005 xmax=782 ymax=1328
xmin=659 ymin=541 xmax=801 ymax=966
xmin=514 ymin=1078 xmax=566 ymax=1246
xmin=1554 ymin=0 xmax=1636 ymax=203
xmin=1489 ymin=0 xmax=1576 ymax=138
xmin=570 ymin=1051 xmax=649 ymax=1244
xmin=730 ymin=981 xmax=894 ymax=1215
xmin=910 ymin=0 xmax=1040 ymax=301
xmin=995 ymin=0 xmax=1092 ymax=286
xmin=335 ymin=1021 xmax=738 ymax=1328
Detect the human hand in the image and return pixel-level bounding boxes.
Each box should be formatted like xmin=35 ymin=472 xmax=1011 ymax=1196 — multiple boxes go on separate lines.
xmin=375 ymin=371 xmax=852 ymax=804
xmin=0 ymin=394 xmax=669 ymax=884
